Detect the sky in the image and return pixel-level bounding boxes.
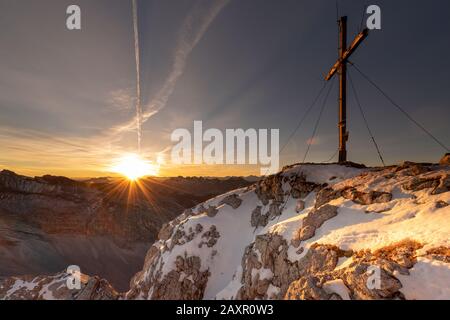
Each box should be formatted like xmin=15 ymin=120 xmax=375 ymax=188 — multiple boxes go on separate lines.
xmin=0 ymin=0 xmax=449 ymax=177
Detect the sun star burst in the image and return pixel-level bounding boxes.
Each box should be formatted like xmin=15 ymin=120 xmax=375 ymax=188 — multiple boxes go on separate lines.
xmin=110 ymin=153 xmax=158 ymax=180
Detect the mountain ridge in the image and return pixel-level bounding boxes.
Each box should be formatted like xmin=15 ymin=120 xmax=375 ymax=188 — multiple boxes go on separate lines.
xmin=1 ymin=160 xmax=449 ymax=299
xmin=0 ymin=169 xmax=252 ymax=291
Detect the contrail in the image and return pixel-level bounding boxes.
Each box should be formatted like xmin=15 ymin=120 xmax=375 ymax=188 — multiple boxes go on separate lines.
xmin=132 ymin=0 xmax=142 ymax=153
xmin=113 ymin=0 xmax=230 ymax=136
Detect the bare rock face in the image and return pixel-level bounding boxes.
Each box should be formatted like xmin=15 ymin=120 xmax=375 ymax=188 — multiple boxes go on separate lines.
xmin=396 ymin=161 xmax=430 ymax=176
xmin=284 ymin=241 xmax=424 ymax=300
xmin=127 ymin=244 xmax=210 ymax=300
xmin=237 ymin=234 xmax=292 ymax=299
xmin=0 ymin=166 xmax=254 ymax=293
xmin=435 ymin=200 xmax=449 ymax=208
xmin=341 ymin=187 xmax=392 ymax=205
xmin=292 ymin=205 xmax=338 ymax=246
xmin=255 ymin=174 xmax=284 ymax=205
xmin=0 ymin=272 xmax=118 ymax=300
xmin=199 ymin=225 xmax=220 ymax=248
xmin=315 ymin=187 xmax=341 ymax=208
xmin=168 ymin=222 xmax=206 ymax=250
xmin=403 ymin=174 xmax=450 ymax=195
xmin=9 ymin=162 xmax=441 ymax=301
xmin=126 ymin=162 xmax=449 ymax=301
xmin=336 ymin=260 xmax=403 ymax=300
xmin=237 ymin=236 xmax=345 ymax=299
xmin=295 ymin=200 xmax=305 ymax=213
xmin=268 ymin=201 xmax=283 ymax=220
xmin=439 ymin=153 xmax=450 ymax=165
xmin=250 ymin=206 xmax=268 ymax=228
xmin=206 ymin=205 xmax=219 ymax=217
xmin=288 ymin=173 xmax=319 ymax=199
xmin=158 ymin=223 xmax=175 ymax=241
xmin=126 ymin=212 xmax=216 ymax=299
xmin=219 ymin=194 xmax=242 ymax=209
xmin=284 ymin=276 xmax=330 ymax=300
xmin=150 ymin=255 xmax=210 ymax=300
xmin=425 ymin=247 xmax=450 ymax=263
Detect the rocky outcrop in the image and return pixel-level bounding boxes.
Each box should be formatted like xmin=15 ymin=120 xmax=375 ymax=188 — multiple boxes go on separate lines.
xmin=250 ymin=206 xmax=267 ymax=228
xmin=238 ymin=235 xmax=347 ymax=299
xmin=402 ymin=173 xmax=450 ymax=195
xmin=147 ymin=254 xmax=209 ymax=300
xmin=440 ymin=153 xmax=450 ymax=166
xmin=126 ymin=245 xmax=211 ymax=300
xmin=341 ymin=187 xmax=392 ymax=205
xmin=4 ymin=161 xmax=449 ymax=300
xmin=219 ymin=194 xmax=242 ymax=209
xmin=0 ymin=272 xmax=118 ymax=300
xmin=315 ymin=187 xmax=341 ymax=208
xmin=125 ymin=162 xmax=449 ymax=300
xmin=292 ymin=205 xmax=338 ymax=246
xmin=241 ymin=238 xmax=423 ymax=300
xmin=255 ymin=174 xmax=284 ymax=206
xmin=287 ymin=173 xmax=319 ymax=199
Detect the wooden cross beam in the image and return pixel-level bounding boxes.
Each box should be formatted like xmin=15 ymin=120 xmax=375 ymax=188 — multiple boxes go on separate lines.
xmin=324 ymin=16 xmax=369 ymax=163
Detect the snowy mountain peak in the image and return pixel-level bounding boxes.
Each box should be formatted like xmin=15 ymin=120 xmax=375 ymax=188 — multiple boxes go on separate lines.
xmin=126 ymin=162 xmax=450 ymax=300
xmin=1 ymin=162 xmax=449 ymax=300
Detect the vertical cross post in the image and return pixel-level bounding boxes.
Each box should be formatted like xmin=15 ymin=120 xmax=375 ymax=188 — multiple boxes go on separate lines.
xmin=325 ymin=16 xmax=368 ymax=163
xmin=338 ymin=16 xmax=347 ymax=163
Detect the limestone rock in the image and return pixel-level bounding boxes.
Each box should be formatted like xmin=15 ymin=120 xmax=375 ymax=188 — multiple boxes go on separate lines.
xmin=255 ymin=174 xmax=284 ymax=205
xmin=150 ymin=255 xmax=210 ymax=300
xmin=250 ymin=206 xmax=268 ymax=228
xmin=219 ymin=194 xmax=242 ymax=209
xmin=206 ymin=205 xmax=219 ymax=217
xmin=158 ymin=223 xmax=174 ymax=241
xmin=295 ymin=200 xmax=305 ymax=213
xmin=436 ymin=200 xmax=449 ymax=208
xmin=439 ymin=153 xmax=450 ymax=165
xmin=342 ymin=187 xmax=392 ymax=205
xmin=402 ymin=173 xmax=449 ymax=195
xmin=288 ymin=174 xmax=318 ymax=199
xmin=293 ymin=205 xmax=338 ymax=243
xmin=199 ymin=225 xmax=220 ymax=248
xmin=431 ymin=174 xmax=450 ymax=195
xmin=285 ymin=276 xmax=330 ymax=300
xmin=0 ymin=272 xmax=119 ymax=300
xmin=315 ymin=187 xmax=341 ymax=208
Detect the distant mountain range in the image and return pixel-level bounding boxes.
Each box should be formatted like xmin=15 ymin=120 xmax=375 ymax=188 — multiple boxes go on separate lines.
xmin=0 ymin=170 xmax=252 ymax=291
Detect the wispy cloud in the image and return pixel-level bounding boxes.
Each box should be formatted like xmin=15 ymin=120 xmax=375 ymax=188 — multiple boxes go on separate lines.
xmin=112 ymin=0 xmax=230 ymax=136
xmin=0 ymin=0 xmax=230 ymax=177
xmin=108 ymin=88 xmax=136 ymax=112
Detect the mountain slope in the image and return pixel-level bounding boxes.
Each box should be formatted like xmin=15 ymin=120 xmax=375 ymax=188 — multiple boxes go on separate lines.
xmin=1 ymin=162 xmax=449 ymax=300
xmin=0 ymin=170 xmax=252 ymax=291
xmin=126 ymin=162 xmax=450 ymax=300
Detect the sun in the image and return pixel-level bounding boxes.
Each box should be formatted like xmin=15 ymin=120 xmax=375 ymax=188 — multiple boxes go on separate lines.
xmin=110 ymin=153 xmax=158 ymax=180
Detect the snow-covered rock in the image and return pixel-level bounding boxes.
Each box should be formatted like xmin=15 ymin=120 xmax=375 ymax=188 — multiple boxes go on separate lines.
xmin=2 ymin=162 xmax=449 ymax=300
xmin=0 ymin=271 xmax=118 ymax=300
xmin=126 ymin=162 xmax=450 ymax=300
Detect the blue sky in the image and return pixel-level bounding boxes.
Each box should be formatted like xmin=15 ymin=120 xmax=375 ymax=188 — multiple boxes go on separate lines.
xmin=0 ymin=0 xmax=449 ymax=176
